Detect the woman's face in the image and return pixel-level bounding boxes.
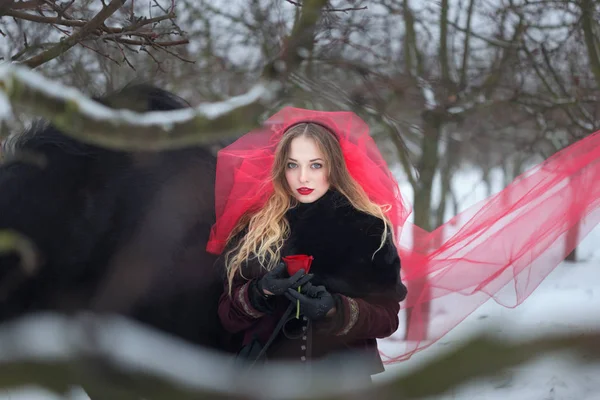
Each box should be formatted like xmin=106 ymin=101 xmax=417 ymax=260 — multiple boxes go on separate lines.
xmin=284 ymin=135 xmax=331 ymax=204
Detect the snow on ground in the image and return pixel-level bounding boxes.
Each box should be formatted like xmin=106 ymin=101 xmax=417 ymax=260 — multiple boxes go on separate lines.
xmin=377 ymin=252 xmax=600 ymax=400
xmin=375 ymin=166 xmax=600 ymax=399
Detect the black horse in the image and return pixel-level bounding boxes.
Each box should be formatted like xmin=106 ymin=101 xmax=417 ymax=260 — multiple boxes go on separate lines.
xmin=0 ymin=84 xmax=231 ymax=354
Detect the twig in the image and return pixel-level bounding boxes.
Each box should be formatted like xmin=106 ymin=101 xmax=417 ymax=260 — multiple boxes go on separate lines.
xmin=447 ymin=19 xmax=521 ymax=49
xmin=20 ymin=0 xmax=126 ymax=68
xmin=140 ymin=46 xmax=165 ymax=72
xmin=8 ymin=6 xmax=188 ymax=54
xmin=151 ymin=40 xmax=195 ymax=63
xmin=78 ymin=41 xmax=122 ymax=66
xmin=41 ymin=0 xmax=75 ymax=19
xmin=104 ymin=35 xmax=189 ymax=47
xmin=4 ymin=9 xmax=176 ymax=34
xmin=324 ymin=6 xmax=367 ymax=12
xmin=0 ymin=0 xmax=44 ymax=10
xmin=151 ymin=0 xmax=168 ymax=13
xmin=151 ymin=0 xmax=185 ymax=36
xmin=49 ymin=21 xmax=71 ymax=36
xmin=112 ymin=38 xmax=136 ymax=70
xmin=284 ymin=0 xmax=367 ymax=12
xmin=10 ymin=41 xmax=56 ymax=61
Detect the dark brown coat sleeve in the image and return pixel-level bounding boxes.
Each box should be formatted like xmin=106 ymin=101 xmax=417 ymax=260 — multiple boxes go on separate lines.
xmin=217 ymin=279 xmax=268 ymax=333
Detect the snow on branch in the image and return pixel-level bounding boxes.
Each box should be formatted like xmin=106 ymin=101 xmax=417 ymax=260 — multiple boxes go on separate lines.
xmin=0 ymin=313 xmax=599 ymax=399
xmin=0 ymin=63 xmax=281 ymax=151
xmin=0 ymin=313 xmax=372 ymax=399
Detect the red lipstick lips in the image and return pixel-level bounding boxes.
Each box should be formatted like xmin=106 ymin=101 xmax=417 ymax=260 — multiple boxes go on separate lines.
xmin=297 ymin=187 xmax=314 ymax=195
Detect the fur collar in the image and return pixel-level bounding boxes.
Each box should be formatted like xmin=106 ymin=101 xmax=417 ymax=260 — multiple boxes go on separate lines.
xmin=282 ymin=190 xmax=402 ymax=299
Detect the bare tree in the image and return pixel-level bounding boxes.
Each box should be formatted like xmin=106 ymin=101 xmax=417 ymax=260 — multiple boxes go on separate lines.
xmin=506 ymin=0 xmax=600 ymax=261
xmin=1 ymin=0 xmax=188 ymax=69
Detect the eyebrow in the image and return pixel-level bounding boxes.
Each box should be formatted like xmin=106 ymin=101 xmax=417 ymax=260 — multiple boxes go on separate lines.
xmin=288 ymin=158 xmax=324 ymax=162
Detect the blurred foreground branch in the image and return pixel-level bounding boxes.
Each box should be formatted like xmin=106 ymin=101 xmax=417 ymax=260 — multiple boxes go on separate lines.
xmin=0 ymin=313 xmax=599 ymax=400
xmin=0 ymin=63 xmax=279 ymax=151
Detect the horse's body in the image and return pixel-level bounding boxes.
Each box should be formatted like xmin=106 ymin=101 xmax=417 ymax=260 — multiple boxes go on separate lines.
xmin=0 ymin=85 xmax=229 ymax=352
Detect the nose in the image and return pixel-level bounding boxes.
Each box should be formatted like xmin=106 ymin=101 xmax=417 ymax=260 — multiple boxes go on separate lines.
xmin=299 ymin=166 xmax=309 ymax=184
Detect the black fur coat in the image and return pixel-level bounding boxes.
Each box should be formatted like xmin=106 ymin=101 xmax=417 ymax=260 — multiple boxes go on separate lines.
xmin=281 ymin=189 xmax=406 ymax=301
xmin=218 ymin=189 xmax=407 ymax=375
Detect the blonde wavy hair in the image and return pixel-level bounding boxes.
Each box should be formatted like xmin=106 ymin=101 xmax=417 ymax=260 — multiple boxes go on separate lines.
xmin=224 ymin=122 xmax=392 ymax=293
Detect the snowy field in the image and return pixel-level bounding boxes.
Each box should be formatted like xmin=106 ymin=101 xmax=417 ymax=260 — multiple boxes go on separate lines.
xmin=379 ymin=167 xmax=600 ymax=400
xmin=1 ymin=167 xmax=599 ymax=399
xmin=378 ymin=244 xmax=600 ymax=400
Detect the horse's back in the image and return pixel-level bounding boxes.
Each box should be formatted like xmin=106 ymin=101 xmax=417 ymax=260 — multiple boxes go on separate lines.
xmin=0 ymin=85 xmax=229 ymax=352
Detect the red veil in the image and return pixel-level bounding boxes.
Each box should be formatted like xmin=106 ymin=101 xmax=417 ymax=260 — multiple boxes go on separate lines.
xmin=207 ymin=107 xmax=600 ymax=363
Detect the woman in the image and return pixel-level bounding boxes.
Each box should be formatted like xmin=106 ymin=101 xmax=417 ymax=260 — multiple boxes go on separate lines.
xmin=215 ymin=121 xmax=407 ymax=376
xmin=210 ymin=106 xmax=600 ymax=368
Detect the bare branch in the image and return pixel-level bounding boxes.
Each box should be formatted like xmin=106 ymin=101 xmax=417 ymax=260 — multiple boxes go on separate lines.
xmin=581 ymin=0 xmax=600 ymax=87
xmin=284 ymin=0 xmax=367 ymax=12
xmin=41 ymin=0 xmax=76 ymax=20
xmin=79 ymin=40 xmax=124 ymax=67
xmin=0 ymin=0 xmax=44 ymax=12
xmin=3 ymin=9 xmax=86 ymax=27
xmin=10 ymin=41 xmax=56 ymax=61
xmin=140 ymin=46 xmax=166 ymax=72
xmin=150 ymin=40 xmax=195 ymax=63
xmin=19 ymin=0 xmax=126 ymax=68
xmin=4 ymin=9 xmax=178 ymax=35
xmin=448 ymin=19 xmax=520 ymax=49
xmin=111 ymin=38 xmax=136 ymax=70
xmin=100 ymin=35 xmax=189 ymax=47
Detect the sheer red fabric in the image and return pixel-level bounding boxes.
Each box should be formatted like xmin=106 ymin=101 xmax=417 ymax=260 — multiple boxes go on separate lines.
xmin=207 ymin=107 xmax=600 ymax=363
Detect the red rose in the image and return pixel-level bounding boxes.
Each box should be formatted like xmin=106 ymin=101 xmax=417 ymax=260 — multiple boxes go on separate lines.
xmin=282 ymin=254 xmax=313 ymax=276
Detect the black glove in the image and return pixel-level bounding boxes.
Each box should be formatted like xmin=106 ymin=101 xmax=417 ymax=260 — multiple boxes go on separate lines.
xmin=285 ymin=282 xmax=335 ymax=320
xmin=257 ymin=262 xmax=313 ymax=296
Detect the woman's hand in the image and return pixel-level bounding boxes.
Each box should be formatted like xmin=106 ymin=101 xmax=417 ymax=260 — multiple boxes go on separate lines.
xmin=257 ymin=262 xmax=313 ymax=296
xmin=285 ymin=283 xmax=335 ymax=320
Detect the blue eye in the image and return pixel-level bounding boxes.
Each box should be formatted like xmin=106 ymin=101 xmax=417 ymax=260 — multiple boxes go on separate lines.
xmin=311 ymin=163 xmax=323 ymax=169
xmin=286 ymin=162 xmax=297 ymax=169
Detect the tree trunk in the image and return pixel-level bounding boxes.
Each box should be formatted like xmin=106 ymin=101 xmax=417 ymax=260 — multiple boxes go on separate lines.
xmin=405 ymin=116 xmax=442 ymax=341
xmin=565 ymin=237 xmax=577 ymax=262
xmin=436 ymin=138 xmax=459 ymax=229
xmin=565 ymin=177 xmax=581 ymax=262
xmin=581 ymin=0 xmax=600 ymax=89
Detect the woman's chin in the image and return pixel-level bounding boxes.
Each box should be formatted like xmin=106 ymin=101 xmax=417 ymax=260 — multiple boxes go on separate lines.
xmin=294 ymin=191 xmax=324 ymax=203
